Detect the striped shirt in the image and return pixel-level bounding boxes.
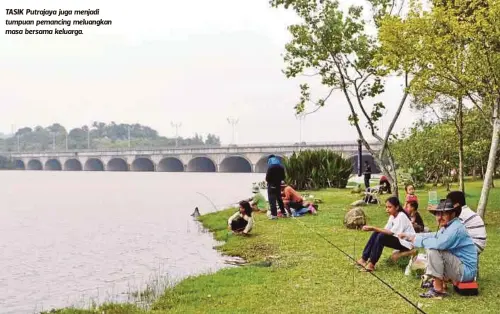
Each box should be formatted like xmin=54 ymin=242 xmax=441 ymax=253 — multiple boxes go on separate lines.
xmin=459 ymin=205 xmax=487 ymax=253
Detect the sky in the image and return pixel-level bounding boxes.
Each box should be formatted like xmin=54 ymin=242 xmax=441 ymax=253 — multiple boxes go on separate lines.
xmin=0 ymin=0 xmax=420 ymax=145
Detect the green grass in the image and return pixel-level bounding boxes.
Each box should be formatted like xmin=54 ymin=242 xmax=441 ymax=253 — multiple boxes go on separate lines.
xmin=44 ymin=180 xmax=500 ymax=313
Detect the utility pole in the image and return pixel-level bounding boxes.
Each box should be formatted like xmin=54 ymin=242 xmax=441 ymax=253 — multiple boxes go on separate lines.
xmin=87 ymin=127 xmax=91 ymax=149
xmin=171 ymin=122 xmax=182 ymax=147
xmin=51 ymin=132 xmax=56 ymax=150
xmin=296 ymin=112 xmax=306 ymax=147
xmin=227 ymin=117 xmax=239 ymax=145
xmin=128 ymin=125 xmax=131 ymax=148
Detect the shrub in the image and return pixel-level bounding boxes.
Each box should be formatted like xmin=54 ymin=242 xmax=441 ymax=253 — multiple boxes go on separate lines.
xmin=283 ymin=149 xmax=352 ymax=190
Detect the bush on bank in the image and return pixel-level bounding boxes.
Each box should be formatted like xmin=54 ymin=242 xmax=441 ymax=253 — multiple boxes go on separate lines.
xmin=284 ymin=149 xmax=352 ymax=190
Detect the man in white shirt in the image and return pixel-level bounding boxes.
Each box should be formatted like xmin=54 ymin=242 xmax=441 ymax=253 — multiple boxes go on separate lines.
xmin=446 ymin=191 xmax=487 ymax=254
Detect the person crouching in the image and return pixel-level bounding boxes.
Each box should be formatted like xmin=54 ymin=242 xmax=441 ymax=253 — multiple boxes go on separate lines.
xmin=398 ymin=199 xmax=478 ymax=299
xmin=227 ymin=200 xmax=254 ymax=235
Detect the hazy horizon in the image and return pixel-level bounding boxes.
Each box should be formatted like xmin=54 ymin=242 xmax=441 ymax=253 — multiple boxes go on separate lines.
xmin=0 ymin=0 xmax=421 ymax=145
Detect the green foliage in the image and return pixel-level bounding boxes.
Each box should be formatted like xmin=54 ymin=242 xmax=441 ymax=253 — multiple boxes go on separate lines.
xmin=270 ymin=0 xmax=412 ymax=193
xmin=392 ymin=108 xmax=500 ymax=185
xmin=392 ymin=121 xmax=457 ymax=185
xmin=0 ymin=122 xmax=221 ymax=152
xmin=270 ymin=0 xmax=389 ymax=122
xmin=402 ymin=162 xmax=426 ymax=189
xmin=40 ymin=303 xmax=145 ymax=314
xmin=283 ymin=149 xmax=352 ymax=190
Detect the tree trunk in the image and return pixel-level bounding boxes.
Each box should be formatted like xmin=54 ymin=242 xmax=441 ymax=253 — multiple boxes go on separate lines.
xmin=472 ymin=166 xmax=476 ymax=180
xmin=477 ymin=102 xmax=500 ymax=219
xmin=457 ymin=97 xmax=465 ymax=193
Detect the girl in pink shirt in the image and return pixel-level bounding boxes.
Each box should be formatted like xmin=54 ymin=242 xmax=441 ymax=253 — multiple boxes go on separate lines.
xmin=404 ymin=184 xmax=418 ymax=214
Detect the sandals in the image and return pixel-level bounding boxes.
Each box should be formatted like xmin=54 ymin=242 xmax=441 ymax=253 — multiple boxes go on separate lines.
xmin=419 ymin=288 xmax=448 ymax=299
xmin=421 ymin=280 xmax=434 ymax=289
xmin=354 ymin=260 xmax=366 ymax=267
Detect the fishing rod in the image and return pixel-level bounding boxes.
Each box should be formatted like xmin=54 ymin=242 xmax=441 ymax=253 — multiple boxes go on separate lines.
xmin=291 ymin=217 xmax=426 ymax=314
xmin=195 ymin=192 xmax=219 ymax=211
xmin=195 ymin=192 xmax=243 ymax=212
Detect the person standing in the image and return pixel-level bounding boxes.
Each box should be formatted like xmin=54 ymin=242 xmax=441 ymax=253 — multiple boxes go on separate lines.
xmin=265 ymin=155 xmax=287 ymax=219
xmin=363 ymin=160 xmax=372 ymax=189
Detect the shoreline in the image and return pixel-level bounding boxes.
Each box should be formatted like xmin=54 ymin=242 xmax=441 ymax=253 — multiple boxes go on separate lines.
xmin=43 ymin=181 xmax=500 ymax=313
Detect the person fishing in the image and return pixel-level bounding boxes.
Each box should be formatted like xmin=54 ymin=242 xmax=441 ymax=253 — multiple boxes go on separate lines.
xmin=399 ymin=199 xmax=478 ymax=299
xmin=227 ymin=200 xmax=254 ymax=235
xmin=265 ymin=155 xmax=289 ymax=219
xmin=246 ymin=185 xmax=267 ymax=213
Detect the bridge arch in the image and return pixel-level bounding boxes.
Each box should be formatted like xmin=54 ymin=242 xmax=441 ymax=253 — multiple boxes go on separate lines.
xmin=255 ymin=155 xmax=284 ymax=173
xmin=157 ymin=157 xmax=184 ymax=172
xmin=347 ymin=154 xmax=380 ymax=174
xmin=64 ymin=159 xmax=82 ymax=171
xmin=131 ymin=158 xmax=155 ymax=172
xmin=27 ymin=159 xmax=43 ymax=170
xmin=84 ymin=158 xmax=104 ymax=171
xmin=45 ymin=159 xmax=62 ymax=171
xmin=186 ymin=156 xmax=216 ymax=172
xmin=107 ymin=158 xmax=128 ymax=171
xmin=14 ymin=159 xmax=25 ymax=170
xmin=219 ymin=156 xmax=252 ymax=173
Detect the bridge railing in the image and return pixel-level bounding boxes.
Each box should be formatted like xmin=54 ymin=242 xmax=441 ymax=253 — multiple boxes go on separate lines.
xmin=3 ymin=141 xmax=382 ymax=156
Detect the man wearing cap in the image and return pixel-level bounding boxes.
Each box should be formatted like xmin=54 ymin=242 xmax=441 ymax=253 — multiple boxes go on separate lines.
xmin=248 ymin=185 xmax=267 ymax=213
xmin=399 ymin=199 xmax=478 ymax=299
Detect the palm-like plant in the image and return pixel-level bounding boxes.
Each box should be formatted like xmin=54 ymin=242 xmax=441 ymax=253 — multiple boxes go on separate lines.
xmin=284 ymin=149 xmax=352 ymax=190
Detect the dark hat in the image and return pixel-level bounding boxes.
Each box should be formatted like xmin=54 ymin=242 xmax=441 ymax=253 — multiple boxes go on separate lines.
xmin=429 ymin=199 xmax=456 ymax=213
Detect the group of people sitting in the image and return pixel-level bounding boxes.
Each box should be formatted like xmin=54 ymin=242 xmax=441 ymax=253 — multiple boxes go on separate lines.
xmin=227 ymin=155 xmax=317 ymax=235
xmin=226 ymin=156 xmax=488 ymax=299
xmin=357 ymin=190 xmax=486 ymax=299
xmin=227 ymin=181 xmax=318 ymax=235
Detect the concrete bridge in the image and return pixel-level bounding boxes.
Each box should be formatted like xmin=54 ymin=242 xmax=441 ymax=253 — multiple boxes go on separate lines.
xmin=3 ymin=142 xmax=382 ymax=173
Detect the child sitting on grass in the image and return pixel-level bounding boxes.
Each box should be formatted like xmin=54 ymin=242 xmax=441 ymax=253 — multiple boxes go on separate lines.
xmin=408 ymin=201 xmax=425 ymax=233
xmin=227 ymin=201 xmax=254 ymax=236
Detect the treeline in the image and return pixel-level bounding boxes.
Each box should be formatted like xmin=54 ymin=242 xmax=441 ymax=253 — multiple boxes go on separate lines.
xmin=392 ymin=108 xmax=500 ymax=188
xmin=0 ymin=122 xmax=221 ymax=151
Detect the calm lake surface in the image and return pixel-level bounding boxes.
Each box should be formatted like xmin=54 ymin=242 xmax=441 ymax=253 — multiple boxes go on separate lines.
xmin=0 ymin=171 xmax=263 ymax=314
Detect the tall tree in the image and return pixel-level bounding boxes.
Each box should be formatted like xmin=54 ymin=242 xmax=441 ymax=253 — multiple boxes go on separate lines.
xmin=379 ymin=0 xmax=500 ymax=218
xmin=270 ymin=0 xmax=411 ymax=196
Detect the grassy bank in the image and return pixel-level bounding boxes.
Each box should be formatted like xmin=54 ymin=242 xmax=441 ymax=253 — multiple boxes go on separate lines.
xmin=45 ymin=180 xmax=499 ymax=313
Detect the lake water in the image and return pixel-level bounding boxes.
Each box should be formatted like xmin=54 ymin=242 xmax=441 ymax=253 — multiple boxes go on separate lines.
xmin=0 ymin=171 xmax=263 ymax=314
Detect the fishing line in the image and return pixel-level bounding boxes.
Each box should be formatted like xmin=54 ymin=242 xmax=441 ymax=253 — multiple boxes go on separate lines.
xmin=195 ymin=192 xmax=219 ymax=211
xmin=291 ymin=218 xmax=426 ymax=314
xmin=195 ymin=192 xmax=247 ymax=212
